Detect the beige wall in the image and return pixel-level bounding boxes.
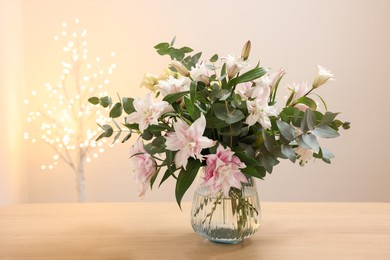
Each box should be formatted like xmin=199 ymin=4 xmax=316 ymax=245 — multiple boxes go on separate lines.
xmin=8 ymin=0 xmax=390 ymax=202
xmin=0 ymin=0 xmax=26 ymax=205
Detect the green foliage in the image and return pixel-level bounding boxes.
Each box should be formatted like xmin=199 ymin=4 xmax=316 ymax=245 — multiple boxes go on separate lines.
xmin=175 ymin=159 xmax=202 ymax=209
xmin=89 ymin=38 xmax=350 ymax=206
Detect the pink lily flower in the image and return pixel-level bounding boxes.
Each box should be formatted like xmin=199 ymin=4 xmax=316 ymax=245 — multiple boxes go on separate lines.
xmin=203 ymin=144 xmax=248 ymax=196
xmin=165 ymin=114 xmax=216 ymax=169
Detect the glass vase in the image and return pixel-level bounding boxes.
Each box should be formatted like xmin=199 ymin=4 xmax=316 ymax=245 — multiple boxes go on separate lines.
xmin=190 ymin=175 xmax=261 ymax=244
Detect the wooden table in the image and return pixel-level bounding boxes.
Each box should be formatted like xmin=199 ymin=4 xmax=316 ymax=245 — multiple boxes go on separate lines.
xmin=0 ymin=202 xmax=389 ymax=259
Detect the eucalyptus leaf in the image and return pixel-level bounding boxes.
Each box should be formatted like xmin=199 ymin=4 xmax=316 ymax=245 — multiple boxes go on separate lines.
xmin=258 ymin=154 xmax=279 ymax=173
xmin=122 ymin=97 xmax=135 ymax=114
xmin=301 ymin=108 xmax=316 ymax=132
xmin=170 ymin=48 xmax=185 ymax=61
xmin=281 ymin=144 xmax=296 ymax=163
xmin=99 ymin=96 xmax=111 ymax=108
xmin=109 ymin=102 xmax=122 ymax=118
xmin=262 ymin=131 xmax=277 ymax=152
xmin=112 ymin=131 xmax=122 ymax=144
xmin=157 ymin=48 xmax=170 ymax=55
xmin=96 ymin=124 xmax=113 ymax=141
xmin=142 ymin=130 xmax=153 ymax=140
xmin=302 ymin=133 xmax=320 ymax=153
xmin=321 ymin=112 xmax=339 ymax=125
xmin=210 ymin=54 xmax=219 ymax=62
xmin=154 ymin=42 xmax=170 ymax=49
xmin=313 ymin=125 xmax=340 ymax=139
xmin=213 ymin=103 xmax=245 ymax=124
xmin=88 ymin=97 xmax=99 ymax=105
xmin=321 ymin=147 xmax=335 ymax=160
xmin=180 ymin=47 xmax=193 ymax=53
xmin=121 ymin=132 xmax=132 ymax=143
xmin=276 ymin=120 xmax=295 ymax=141
xmin=191 ymin=52 xmax=202 ymax=64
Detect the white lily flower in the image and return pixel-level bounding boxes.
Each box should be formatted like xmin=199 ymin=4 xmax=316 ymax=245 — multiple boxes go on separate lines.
xmin=126 ymin=93 xmax=169 ymax=132
xmin=156 ymin=75 xmax=190 ymax=97
xmin=312 ymin=65 xmax=334 ymax=88
xmin=246 ymin=99 xmax=280 ymax=129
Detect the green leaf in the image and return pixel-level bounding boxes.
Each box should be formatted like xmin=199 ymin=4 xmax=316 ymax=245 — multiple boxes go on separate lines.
xmin=342 ymin=122 xmax=351 ymax=129
xmin=229 ymin=67 xmax=268 ymax=88
xmin=262 ymin=131 xmax=277 ymax=152
xmin=235 ymin=151 xmax=262 ymax=167
xmin=123 ymin=123 xmax=139 ymax=130
xmin=180 ymin=47 xmax=193 ymax=53
xmin=191 ymin=52 xmax=202 ymax=64
xmin=170 ymin=36 xmax=176 ymax=46
xmin=295 ymin=96 xmax=317 ymax=110
xmin=190 ymin=81 xmax=197 ymax=105
xmin=96 ymin=124 xmax=113 ymax=141
xmin=150 ymin=169 xmax=159 ymax=189
xmin=184 ymin=97 xmax=201 ymax=121
xmin=163 ymin=91 xmax=190 ymax=104
xmin=154 ymin=42 xmax=170 ymax=49
xmin=147 ymin=124 xmax=170 ymax=133
xmin=302 ymin=133 xmax=320 ymax=153
xmin=122 ymin=97 xmax=135 ymax=114
xmin=276 ymin=120 xmax=295 ymax=141
xmin=142 ymin=130 xmax=153 ymax=141
xmin=311 ymin=93 xmax=328 ymax=111
xmin=210 ymin=54 xmax=218 ymax=62
xmin=121 ymin=132 xmax=132 ymax=143
xmin=112 ymin=131 xmax=122 ymax=145
xmin=213 ymin=103 xmax=245 ymax=124
xmin=285 ymin=91 xmax=295 ymax=106
xmin=321 ymin=147 xmax=335 ymax=160
xmin=220 ymin=63 xmax=228 ymax=89
xmin=281 ymin=144 xmax=296 ymax=162
xmin=109 ymin=102 xmax=122 ymax=118
xmin=218 ymin=122 xmax=242 ymax=136
xmin=321 ymin=112 xmax=339 ymax=125
xmin=144 ymin=143 xmax=165 ymax=155
xmin=241 ymin=165 xmax=266 ymax=179
xmin=157 ymin=48 xmax=170 ymax=55
xmin=175 ymin=159 xmax=202 ymax=209
xmin=205 ymin=114 xmax=229 ymax=128
xmin=88 ymin=97 xmax=99 ymax=105
xmin=151 ymin=136 xmax=165 ymax=147
xmin=301 ymin=108 xmax=316 ymax=132
xmin=258 ymin=154 xmax=279 ymax=173
xmin=99 ymin=96 xmax=111 ymax=108
xmin=170 ymin=48 xmax=185 ymax=61
xmin=313 ymin=125 xmax=340 ymax=139
xmin=159 ymin=166 xmax=175 ymax=187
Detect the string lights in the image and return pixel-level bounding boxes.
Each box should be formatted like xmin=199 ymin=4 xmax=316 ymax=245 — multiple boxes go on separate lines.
xmin=24 ymin=19 xmax=116 ymax=202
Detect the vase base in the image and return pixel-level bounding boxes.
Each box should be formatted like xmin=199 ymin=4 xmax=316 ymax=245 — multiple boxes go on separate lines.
xmin=208 ymin=238 xmax=242 ymax=244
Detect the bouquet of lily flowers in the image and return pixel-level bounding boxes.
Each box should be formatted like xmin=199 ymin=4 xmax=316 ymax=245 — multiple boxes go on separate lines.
xmin=89 ymin=38 xmax=350 ymax=208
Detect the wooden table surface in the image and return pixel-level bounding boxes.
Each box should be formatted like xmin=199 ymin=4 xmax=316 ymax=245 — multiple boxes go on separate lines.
xmin=0 ymin=202 xmax=389 ymax=259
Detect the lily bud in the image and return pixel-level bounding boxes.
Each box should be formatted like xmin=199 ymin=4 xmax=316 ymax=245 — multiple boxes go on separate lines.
xmin=140 ymin=72 xmax=158 ymax=91
xmin=241 ymin=40 xmax=251 ymax=61
xmin=199 ymin=75 xmax=210 ymax=85
xmin=170 ymin=60 xmax=190 ymax=77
